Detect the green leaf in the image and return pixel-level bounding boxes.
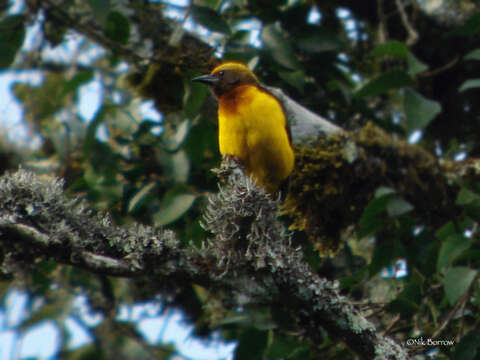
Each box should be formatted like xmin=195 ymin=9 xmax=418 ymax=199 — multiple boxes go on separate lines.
xmin=278 ymin=70 xmax=306 ymax=93
xmin=358 ymin=194 xmax=391 ymax=237
xmin=265 ymin=334 xmax=310 ymax=360
xmin=153 ymin=188 xmax=196 ymax=226
xmin=370 ymin=42 xmax=427 ymax=76
xmin=454 ymin=13 xmax=480 ymax=37
xmin=411 ymin=268 xmax=425 ymax=286
xmin=386 ymin=197 xmax=414 ymax=217
xmin=296 ymin=28 xmax=343 ymax=53
xmin=443 ymin=267 xmax=477 ymax=305
xmin=192 ymin=5 xmax=231 ymax=35
xmin=229 ymin=29 xmax=252 ymax=45
xmin=13 ymin=73 xmax=65 ymax=121
xmin=355 ymin=70 xmax=413 ymax=98
xmin=235 ymin=328 xmax=268 ymax=360
xmin=217 ymin=314 xmax=251 ymax=326
xmin=456 ymin=187 xmax=480 ymax=220
xmin=128 ymin=182 xmax=156 ymax=213
xmin=456 ymin=187 xmax=480 ymax=205
xmin=19 ymin=303 xmax=64 ymax=331
xmin=371 ymin=41 xmax=408 ymax=58
xmin=459 ymin=79 xmax=480 ymax=92
xmin=199 ymin=0 xmax=218 ymax=7
xmin=454 ymin=330 xmax=480 ymax=360
xmin=407 ymin=53 xmax=428 ymax=77
xmin=0 ymin=15 xmax=25 ymax=69
xmin=435 ymin=221 xmax=456 ymax=240
xmin=62 ymin=69 xmax=94 ymax=97
xmin=404 ymin=87 xmax=442 ymax=132
xmin=375 ymin=186 xmax=396 ymax=197
xmin=84 ymin=105 xmax=115 ymax=158
xmin=437 ymin=235 xmax=472 ymax=273
xmin=162 ymin=118 xmax=191 ymax=152
xmin=386 ymin=297 xmax=419 ymax=317
xmin=30 ymin=261 xmax=58 ymax=293
xmin=88 ymin=0 xmax=110 ymax=24
xmin=184 ymin=77 xmax=208 ymax=118
xmin=261 ymin=24 xmax=300 ymax=70
xmin=130 ymin=121 xmax=157 ymax=146
xmin=386 ymin=283 xmax=421 ymax=317
xmin=359 ymin=189 xmax=413 ymax=236
xmin=369 ymin=240 xmax=402 ymax=276
xmin=168 ymin=150 xmax=190 ymax=183
xmin=183 ymin=119 xmax=218 ymax=167
xmin=19 ymin=287 xmax=72 ymax=331
xmin=464 ymin=48 xmax=480 ymax=61
xmin=456 ymin=249 xmax=480 ymax=264
xmin=105 ymin=11 xmax=130 ymax=44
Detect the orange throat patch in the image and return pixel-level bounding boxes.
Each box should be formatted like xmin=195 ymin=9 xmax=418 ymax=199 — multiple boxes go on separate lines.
xmin=218 ymin=84 xmax=258 ymax=117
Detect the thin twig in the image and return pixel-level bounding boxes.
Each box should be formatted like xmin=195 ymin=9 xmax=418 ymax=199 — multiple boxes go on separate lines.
xmin=383 ymin=314 xmax=401 ymax=336
xmin=419 ymin=55 xmax=460 ymax=77
xmin=395 ymin=0 xmax=419 ymax=45
xmin=377 ymin=0 xmax=388 ymax=43
xmin=431 ymin=291 xmax=469 ymax=339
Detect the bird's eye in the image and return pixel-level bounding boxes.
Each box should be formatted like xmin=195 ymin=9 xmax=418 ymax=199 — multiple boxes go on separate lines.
xmin=218 ymin=71 xmax=225 ymax=78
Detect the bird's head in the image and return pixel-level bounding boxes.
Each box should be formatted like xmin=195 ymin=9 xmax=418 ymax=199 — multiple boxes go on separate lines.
xmin=192 ymin=62 xmax=259 ymax=97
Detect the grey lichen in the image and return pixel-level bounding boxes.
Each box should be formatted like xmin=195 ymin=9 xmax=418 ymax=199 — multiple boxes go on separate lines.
xmin=201 ymin=156 xmax=408 ymax=359
xmin=201 ymin=156 xmax=300 ymax=275
xmin=374 ymin=336 xmax=410 ymax=360
xmin=0 ymin=167 xmax=409 ymax=359
xmin=0 ymin=169 xmax=179 ymax=276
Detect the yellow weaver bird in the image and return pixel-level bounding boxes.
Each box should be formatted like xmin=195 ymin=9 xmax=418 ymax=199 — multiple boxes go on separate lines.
xmin=193 ymin=62 xmax=294 ymax=194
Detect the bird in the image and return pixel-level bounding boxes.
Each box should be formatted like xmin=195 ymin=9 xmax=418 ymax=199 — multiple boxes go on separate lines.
xmin=192 ymin=62 xmax=294 ymax=195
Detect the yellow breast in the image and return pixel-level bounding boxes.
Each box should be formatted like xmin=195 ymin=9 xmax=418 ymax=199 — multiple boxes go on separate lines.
xmin=218 ymin=85 xmax=294 ymax=193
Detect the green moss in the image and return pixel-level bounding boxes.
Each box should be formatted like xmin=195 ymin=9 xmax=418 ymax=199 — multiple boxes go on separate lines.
xmin=283 ymin=122 xmax=449 ymax=254
xmin=283 ymin=133 xmax=359 ymax=254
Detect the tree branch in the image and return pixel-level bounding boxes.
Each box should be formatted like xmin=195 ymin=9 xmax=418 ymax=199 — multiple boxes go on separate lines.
xmin=284 ymin=121 xmax=480 ymax=252
xmin=29 ymin=0 xmax=215 ymax=70
xmin=0 ymin=167 xmax=409 ymax=359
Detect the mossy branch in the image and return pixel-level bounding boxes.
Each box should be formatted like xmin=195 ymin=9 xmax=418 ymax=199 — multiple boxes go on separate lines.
xmin=284 ymin=121 xmax=480 ymax=252
xmin=0 ymin=166 xmax=408 ymax=359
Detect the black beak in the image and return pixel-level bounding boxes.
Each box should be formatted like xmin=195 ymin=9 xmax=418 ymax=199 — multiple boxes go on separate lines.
xmin=192 ymin=74 xmax=218 ymax=85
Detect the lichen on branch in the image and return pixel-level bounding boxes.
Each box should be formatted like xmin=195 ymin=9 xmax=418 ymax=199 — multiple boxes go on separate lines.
xmin=201 ymin=155 xmax=298 ymax=274
xmin=200 ymin=156 xmax=408 ymax=359
xmin=0 ymin=166 xmax=408 ymax=359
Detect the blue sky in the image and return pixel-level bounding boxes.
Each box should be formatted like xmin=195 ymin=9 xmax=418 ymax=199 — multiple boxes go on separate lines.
xmin=0 ymin=289 xmax=236 ymax=359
